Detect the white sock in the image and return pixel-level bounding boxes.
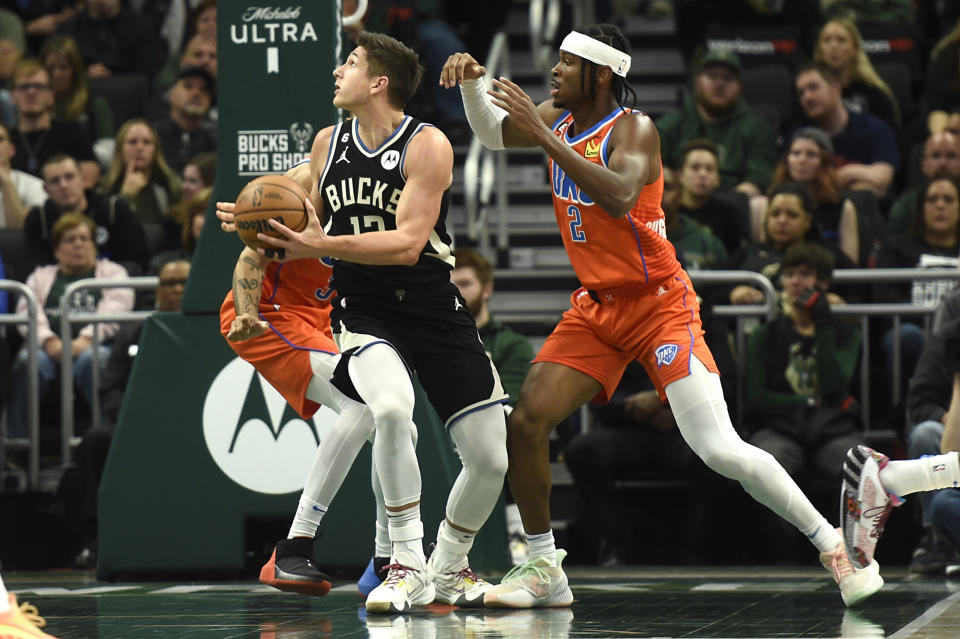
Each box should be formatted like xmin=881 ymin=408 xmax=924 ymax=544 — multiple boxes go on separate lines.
xmin=807 ymin=524 xmax=843 ymax=554
xmin=375 ymin=521 xmax=392 ymax=558
xmin=0 ymin=573 xmax=9 ymax=613
xmin=526 ymin=530 xmax=557 ymax=566
xmin=387 ymin=505 xmax=425 ymax=567
xmin=505 ymin=503 xmax=524 ymax=536
xmin=432 ymin=519 xmax=476 ymax=571
xmin=879 ymin=452 xmax=960 ymax=498
xmin=288 ymin=495 xmax=326 ymax=539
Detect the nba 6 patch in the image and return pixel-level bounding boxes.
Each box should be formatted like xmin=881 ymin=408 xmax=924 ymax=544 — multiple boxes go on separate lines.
xmin=654 ymin=343 xmax=679 ymax=367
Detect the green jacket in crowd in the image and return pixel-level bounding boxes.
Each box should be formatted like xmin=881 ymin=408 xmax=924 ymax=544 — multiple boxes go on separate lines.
xmin=668 ymin=213 xmax=728 ymax=270
xmin=478 ymin=316 xmax=533 ymax=406
xmin=656 ymin=94 xmax=777 ymax=192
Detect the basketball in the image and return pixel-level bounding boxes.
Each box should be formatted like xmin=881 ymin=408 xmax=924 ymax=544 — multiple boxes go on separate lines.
xmin=234 ymin=175 xmax=309 ymax=251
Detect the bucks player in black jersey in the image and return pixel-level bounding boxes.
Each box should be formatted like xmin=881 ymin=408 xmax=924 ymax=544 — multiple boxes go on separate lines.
xmin=256 ymin=32 xmax=509 ymax=614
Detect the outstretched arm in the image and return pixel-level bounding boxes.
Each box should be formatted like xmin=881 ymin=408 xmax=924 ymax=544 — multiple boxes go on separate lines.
xmin=228 ymin=247 xmax=269 ymax=341
xmin=441 ymin=51 xmax=563 ymax=149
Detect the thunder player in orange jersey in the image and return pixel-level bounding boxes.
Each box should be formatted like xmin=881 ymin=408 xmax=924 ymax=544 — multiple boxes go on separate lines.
xmin=218 ymin=160 xmax=398 ymax=599
xmin=443 ymin=23 xmax=881 ymax=608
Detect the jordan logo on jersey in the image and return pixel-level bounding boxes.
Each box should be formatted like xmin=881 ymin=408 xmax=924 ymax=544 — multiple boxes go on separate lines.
xmin=336 ymin=148 xmax=350 ymax=164
xmin=454 ymin=297 xmax=463 ymax=311
xmin=654 ymin=344 xmax=679 ymax=367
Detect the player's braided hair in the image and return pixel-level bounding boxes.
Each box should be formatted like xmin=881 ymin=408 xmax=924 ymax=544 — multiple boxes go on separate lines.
xmin=579 ymin=24 xmax=638 ymax=110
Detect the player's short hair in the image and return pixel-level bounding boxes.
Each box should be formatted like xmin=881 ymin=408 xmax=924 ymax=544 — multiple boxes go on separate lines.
xmin=453 ymin=247 xmax=494 ymax=286
xmin=781 ymin=242 xmax=835 ymax=281
xmin=51 ymin=211 xmax=96 ymax=249
xmin=679 ymin=138 xmax=719 ymax=170
xmin=357 ymin=31 xmax=423 ymax=110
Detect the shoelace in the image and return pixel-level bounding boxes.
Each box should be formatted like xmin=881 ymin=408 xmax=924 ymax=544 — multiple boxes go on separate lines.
xmin=381 ymin=563 xmax=416 ymax=586
xmin=17 ymin=600 xmax=47 ymax=628
xmin=501 ymin=559 xmax=551 ymax=585
xmin=452 ymin=566 xmax=483 ymax=586
xmin=827 ymin=547 xmax=855 ymax=583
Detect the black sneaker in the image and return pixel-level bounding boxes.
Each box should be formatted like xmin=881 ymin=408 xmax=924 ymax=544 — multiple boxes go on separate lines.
xmin=909 ymin=529 xmax=958 ymax=575
xmin=259 ymin=537 xmax=332 ymax=596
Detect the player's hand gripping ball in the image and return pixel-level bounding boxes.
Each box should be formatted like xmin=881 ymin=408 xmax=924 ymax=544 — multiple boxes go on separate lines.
xmin=234 ymin=175 xmax=309 ymax=258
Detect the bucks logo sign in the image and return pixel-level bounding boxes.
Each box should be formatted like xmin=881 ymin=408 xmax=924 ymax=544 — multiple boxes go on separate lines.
xmin=202 ymin=357 xmax=338 ymax=494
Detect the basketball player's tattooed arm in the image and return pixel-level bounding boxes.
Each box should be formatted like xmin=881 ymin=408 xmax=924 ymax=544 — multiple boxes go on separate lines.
xmin=260 ymin=128 xmax=452 ymax=265
xmin=227 ymin=247 xmax=269 ymax=341
xmin=489 ymin=75 xmax=658 ymax=218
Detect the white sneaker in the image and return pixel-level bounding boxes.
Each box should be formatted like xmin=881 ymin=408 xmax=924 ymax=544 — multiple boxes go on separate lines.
xmin=483 ymin=549 xmax=574 ymax=609
xmin=427 ymin=553 xmax=492 ymax=607
xmin=508 ymin=532 xmax=529 ymax=566
xmin=820 ymin=530 xmax=884 ymax=607
xmin=365 ymin=558 xmax=436 ymax=614
xmin=841 ymin=445 xmax=903 ymax=569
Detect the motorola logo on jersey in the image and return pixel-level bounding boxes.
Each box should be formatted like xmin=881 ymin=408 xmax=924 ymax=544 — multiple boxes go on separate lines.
xmin=381 ymin=150 xmax=400 ymax=171
xmin=202 ymin=357 xmax=338 ymax=494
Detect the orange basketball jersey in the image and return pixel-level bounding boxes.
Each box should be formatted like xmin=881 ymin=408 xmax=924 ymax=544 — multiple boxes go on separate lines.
xmin=549 ymin=108 xmax=681 ymax=291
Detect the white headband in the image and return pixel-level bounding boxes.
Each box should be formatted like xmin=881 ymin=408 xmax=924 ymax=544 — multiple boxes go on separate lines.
xmin=559 ymin=31 xmax=631 ymax=77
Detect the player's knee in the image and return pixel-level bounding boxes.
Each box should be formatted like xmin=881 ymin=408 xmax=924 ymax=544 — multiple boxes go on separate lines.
xmin=507 ymin=403 xmax=552 ymax=445
xmin=699 ymin=446 xmax=752 ymax=482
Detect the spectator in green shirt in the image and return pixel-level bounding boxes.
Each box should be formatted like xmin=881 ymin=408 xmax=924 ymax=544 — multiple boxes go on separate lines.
xmin=656 ymin=49 xmax=778 ymax=197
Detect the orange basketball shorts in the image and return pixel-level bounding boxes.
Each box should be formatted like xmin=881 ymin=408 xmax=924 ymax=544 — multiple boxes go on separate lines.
xmin=533 ymin=269 xmax=718 ymax=403
xmin=219 ymin=295 xmax=338 ymax=419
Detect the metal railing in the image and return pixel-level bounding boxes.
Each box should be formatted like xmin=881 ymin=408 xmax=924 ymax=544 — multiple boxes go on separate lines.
xmin=58 ymin=277 xmax=157 ymax=466
xmin=463 ymin=31 xmax=510 ymax=255
xmin=529 ymin=0 xmax=562 ymax=73
xmin=0 ymin=281 xmax=40 ymax=488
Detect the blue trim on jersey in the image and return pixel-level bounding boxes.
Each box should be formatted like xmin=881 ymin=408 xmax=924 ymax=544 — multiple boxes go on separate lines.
xmin=600 ymin=127 xmax=613 ymax=167
xmin=292 ymin=156 xmax=311 ymax=167
xmin=264 ymin=263 xmax=284 ymax=304
xmin=446 ymin=397 xmax=510 ymax=430
xmin=355 ymin=339 xmax=394 ymax=356
xmin=353 ymin=115 xmax=411 ymax=155
xmin=399 ymin=123 xmax=434 ymax=182
xmin=675 ymin=275 xmax=696 ymax=376
xmin=625 ymin=215 xmax=650 ymax=283
xmin=564 ymin=107 xmax=623 ymax=145
xmin=259 ymin=312 xmax=338 ymax=356
xmin=550 ymin=111 xmax=571 ymax=131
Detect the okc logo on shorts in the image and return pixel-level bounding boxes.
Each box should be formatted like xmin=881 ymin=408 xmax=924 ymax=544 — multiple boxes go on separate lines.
xmin=654 ymin=343 xmax=679 ymax=367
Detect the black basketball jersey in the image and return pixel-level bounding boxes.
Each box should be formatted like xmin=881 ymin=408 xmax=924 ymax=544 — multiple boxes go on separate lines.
xmin=318 ymin=115 xmax=454 ymax=297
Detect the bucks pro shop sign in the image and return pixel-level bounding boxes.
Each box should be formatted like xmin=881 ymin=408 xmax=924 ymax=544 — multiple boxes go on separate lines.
xmin=202 ymin=357 xmax=338 ymax=494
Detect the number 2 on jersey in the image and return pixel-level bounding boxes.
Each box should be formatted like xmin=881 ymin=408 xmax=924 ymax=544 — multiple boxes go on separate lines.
xmin=349 ymin=214 xmax=386 ymax=234
xmin=567 ymin=205 xmax=586 ymax=242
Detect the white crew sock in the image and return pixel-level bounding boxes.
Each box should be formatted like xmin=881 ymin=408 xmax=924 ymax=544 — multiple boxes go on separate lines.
xmin=527 ymin=530 xmax=558 ymax=566
xmin=288 ymin=495 xmax=327 ymax=539
xmin=879 ymin=452 xmax=960 ymax=499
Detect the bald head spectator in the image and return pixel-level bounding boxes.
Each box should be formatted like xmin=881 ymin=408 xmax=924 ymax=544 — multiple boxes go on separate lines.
xmin=9 ymin=59 xmax=100 ymax=188
xmin=888 ymin=132 xmax=960 ymax=236
xmin=57 ymin=0 xmax=161 ymax=80
xmin=795 ymin=62 xmax=899 ymax=199
xmin=657 ymin=50 xmax=778 ymax=197
xmin=153 ymin=66 xmax=217 ymax=175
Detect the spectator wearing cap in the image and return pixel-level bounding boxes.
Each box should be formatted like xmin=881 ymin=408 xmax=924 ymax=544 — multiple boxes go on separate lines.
xmin=657 ymin=49 xmax=778 ymax=197
xmin=57 ymin=0 xmax=161 ymax=80
xmin=152 ymin=66 xmax=217 ymax=175
xmin=888 ymin=131 xmax=960 ymax=236
xmin=794 ymin=62 xmax=899 ymax=199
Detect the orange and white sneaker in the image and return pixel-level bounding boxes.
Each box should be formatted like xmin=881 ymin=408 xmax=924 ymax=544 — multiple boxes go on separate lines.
xmin=484 ymin=549 xmax=573 ymax=609
xmin=426 ymin=553 xmax=492 ymax=607
xmin=819 ymin=530 xmax=884 ymax=607
xmin=0 ymin=594 xmax=59 ymax=638
xmin=365 ymin=556 xmax=435 ymax=614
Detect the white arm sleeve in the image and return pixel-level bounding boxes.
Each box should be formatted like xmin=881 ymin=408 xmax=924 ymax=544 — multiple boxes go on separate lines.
xmin=460 ymin=78 xmax=507 ymax=150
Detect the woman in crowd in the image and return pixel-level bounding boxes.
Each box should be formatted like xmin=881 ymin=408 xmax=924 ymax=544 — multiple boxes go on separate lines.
xmin=7 ymin=213 xmax=134 ymax=439
xmin=149 ymin=186 xmax=209 ymax=273
xmin=757 ymin=128 xmax=867 ymax=266
xmin=40 ymin=34 xmax=113 ymax=141
xmin=100 ymin=118 xmax=180 ymax=228
xmin=814 ymin=17 xmax=900 ymax=132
